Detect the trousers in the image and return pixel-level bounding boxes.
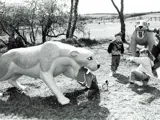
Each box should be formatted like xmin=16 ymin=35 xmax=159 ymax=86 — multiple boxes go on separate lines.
xmin=111 ymin=55 xmax=120 ymax=72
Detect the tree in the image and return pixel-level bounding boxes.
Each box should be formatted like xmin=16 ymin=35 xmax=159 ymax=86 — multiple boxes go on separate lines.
xmin=0 ymin=1 xmax=4 ymax=35
xmin=0 ymin=0 xmax=68 ymax=44
xmin=0 ymin=3 xmax=29 ymax=45
xmin=37 ymin=0 xmax=68 ymax=43
xmin=111 ymin=0 xmax=126 ymax=42
xmin=66 ymin=0 xmax=79 ymax=38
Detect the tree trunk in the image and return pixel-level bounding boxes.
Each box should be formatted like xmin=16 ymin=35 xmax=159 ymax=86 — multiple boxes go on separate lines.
xmin=66 ymin=0 xmax=79 ymax=39
xmin=69 ymin=0 xmax=79 ymax=38
xmin=111 ymin=0 xmax=126 ymax=42
xmin=120 ymin=13 xmax=126 ymax=42
xmin=42 ymin=17 xmax=52 ymax=43
xmin=66 ymin=0 xmax=73 ymax=38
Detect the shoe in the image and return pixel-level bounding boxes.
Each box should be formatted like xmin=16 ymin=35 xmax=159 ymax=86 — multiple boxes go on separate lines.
xmin=127 ymin=82 xmax=135 ymax=88
xmin=109 ymin=72 xmax=113 ymax=77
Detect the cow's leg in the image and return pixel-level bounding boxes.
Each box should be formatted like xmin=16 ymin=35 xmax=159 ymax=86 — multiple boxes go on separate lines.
xmin=8 ymin=75 xmax=25 ymax=90
xmin=40 ymin=71 xmax=70 ymax=105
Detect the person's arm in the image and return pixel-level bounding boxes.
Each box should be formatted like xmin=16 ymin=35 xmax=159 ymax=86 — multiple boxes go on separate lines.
xmin=129 ymin=57 xmax=146 ymax=65
xmin=121 ymin=43 xmax=124 ymax=54
xmin=147 ymin=28 xmax=160 ymax=34
xmin=107 ymin=42 xmax=113 ymax=54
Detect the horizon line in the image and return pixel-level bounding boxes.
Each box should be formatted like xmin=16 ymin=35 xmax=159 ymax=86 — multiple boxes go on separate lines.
xmin=80 ymin=11 xmax=160 ymax=15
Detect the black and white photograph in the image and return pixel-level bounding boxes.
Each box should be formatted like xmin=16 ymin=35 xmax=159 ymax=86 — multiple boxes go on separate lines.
xmin=0 ymin=0 xmax=160 ymax=119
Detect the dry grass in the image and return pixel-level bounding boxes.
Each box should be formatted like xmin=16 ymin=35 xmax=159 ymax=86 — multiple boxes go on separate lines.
xmin=1 ymin=42 xmax=160 ymax=120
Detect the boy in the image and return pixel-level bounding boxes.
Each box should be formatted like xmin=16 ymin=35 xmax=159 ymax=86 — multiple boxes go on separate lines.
xmin=107 ymin=32 xmax=124 ymax=76
xmin=127 ymin=48 xmax=154 ymax=88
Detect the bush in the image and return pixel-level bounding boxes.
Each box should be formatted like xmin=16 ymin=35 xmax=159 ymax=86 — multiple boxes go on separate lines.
xmin=60 ymin=37 xmax=111 ymax=47
xmin=78 ymin=38 xmax=99 ymax=46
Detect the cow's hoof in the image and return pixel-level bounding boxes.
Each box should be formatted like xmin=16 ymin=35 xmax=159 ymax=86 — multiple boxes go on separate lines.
xmin=58 ymin=97 xmax=70 ymax=105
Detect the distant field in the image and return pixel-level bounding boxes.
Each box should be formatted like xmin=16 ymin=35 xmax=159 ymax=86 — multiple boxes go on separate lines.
xmin=78 ymin=12 xmax=160 ymax=39
xmin=1 ymin=13 xmax=160 ymax=44
xmin=81 ymin=21 xmax=160 ymax=39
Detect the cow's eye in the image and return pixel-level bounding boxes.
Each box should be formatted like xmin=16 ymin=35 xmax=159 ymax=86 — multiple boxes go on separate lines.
xmin=87 ymin=57 xmax=93 ymax=60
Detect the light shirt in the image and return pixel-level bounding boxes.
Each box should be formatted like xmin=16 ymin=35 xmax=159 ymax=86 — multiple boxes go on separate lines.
xmin=130 ymin=56 xmax=154 ymax=77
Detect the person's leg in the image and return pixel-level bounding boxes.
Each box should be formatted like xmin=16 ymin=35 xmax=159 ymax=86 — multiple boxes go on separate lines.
xmin=141 ymin=72 xmax=150 ymax=86
xmin=115 ymin=55 xmax=120 ymax=73
xmin=128 ymin=70 xmax=137 ymax=88
xmin=128 ymin=70 xmax=145 ymax=88
xmin=110 ymin=55 xmax=116 ymax=76
xmin=129 ymin=70 xmax=138 ymax=83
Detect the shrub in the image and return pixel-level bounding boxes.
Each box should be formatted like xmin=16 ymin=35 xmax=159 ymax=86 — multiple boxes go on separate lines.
xmin=78 ymin=38 xmax=98 ymax=46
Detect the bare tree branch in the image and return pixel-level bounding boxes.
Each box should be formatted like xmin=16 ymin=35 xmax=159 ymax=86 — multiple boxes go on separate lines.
xmin=111 ymin=0 xmax=121 ymax=15
xmin=47 ymin=33 xmax=66 ymax=37
xmin=0 ymin=21 xmax=10 ymax=36
xmin=111 ymin=0 xmax=126 ymax=42
xmin=0 ymin=39 xmax=8 ymax=45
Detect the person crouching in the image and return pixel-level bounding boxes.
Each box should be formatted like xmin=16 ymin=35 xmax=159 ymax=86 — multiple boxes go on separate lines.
xmin=126 ymin=48 xmax=154 ymax=88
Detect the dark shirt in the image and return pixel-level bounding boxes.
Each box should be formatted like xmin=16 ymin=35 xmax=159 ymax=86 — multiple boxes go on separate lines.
xmin=107 ymin=40 xmax=124 ymax=55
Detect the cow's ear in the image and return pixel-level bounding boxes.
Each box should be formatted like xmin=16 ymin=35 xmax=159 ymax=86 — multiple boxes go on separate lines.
xmin=70 ymin=51 xmax=79 ymax=57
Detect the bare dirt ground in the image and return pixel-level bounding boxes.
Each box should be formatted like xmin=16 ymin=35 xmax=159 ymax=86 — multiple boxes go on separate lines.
xmin=0 ymin=42 xmax=160 ymax=120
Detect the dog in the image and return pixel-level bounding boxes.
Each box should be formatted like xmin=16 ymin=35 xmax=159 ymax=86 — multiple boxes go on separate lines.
xmin=0 ymin=41 xmax=100 ymax=105
xmin=130 ymin=20 xmax=155 ymax=56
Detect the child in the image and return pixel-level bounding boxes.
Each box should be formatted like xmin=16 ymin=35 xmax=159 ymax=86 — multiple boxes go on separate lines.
xmin=107 ymin=32 xmax=124 ymax=76
xmin=127 ymin=48 xmax=154 ymax=88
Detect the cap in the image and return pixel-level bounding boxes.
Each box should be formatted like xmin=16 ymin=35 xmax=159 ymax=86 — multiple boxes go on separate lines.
xmin=115 ymin=32 xmax=122 ymax=37
xmin=140 ymin=48 xmax=149 ymax=53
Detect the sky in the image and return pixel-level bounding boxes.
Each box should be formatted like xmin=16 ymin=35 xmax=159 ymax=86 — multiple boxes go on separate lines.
xmin=78 ymin=0 xmax=160 ymax=14
xmin=2 ymin=0 xmax=160 ymax=14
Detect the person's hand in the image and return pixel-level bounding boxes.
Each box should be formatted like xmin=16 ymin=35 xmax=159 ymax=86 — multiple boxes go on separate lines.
xmin=155 ymin=33 xmax=160 ymax=41
xmin=126 ymin=57 xmax=133 ymax=62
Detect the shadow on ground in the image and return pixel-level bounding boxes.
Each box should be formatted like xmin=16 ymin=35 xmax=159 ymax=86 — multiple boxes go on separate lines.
xmin=113 ymin=73 xmax=129 ymax=84
xmin=113 ymin=73 xmax=160 ymax=104
xmin=132 ymin=84 xmax=160 ymax=104
xmin=0 ymin=87 xmax=109 ymax=120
